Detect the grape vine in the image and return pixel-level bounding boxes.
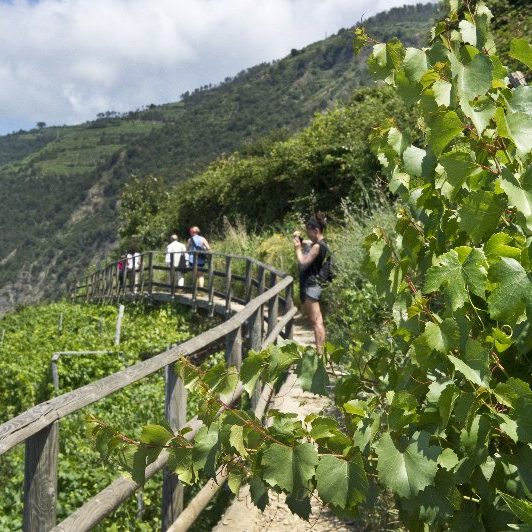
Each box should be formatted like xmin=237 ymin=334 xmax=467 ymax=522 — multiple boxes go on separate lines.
xmin=92 ymin=2 xmax=532 ymax=528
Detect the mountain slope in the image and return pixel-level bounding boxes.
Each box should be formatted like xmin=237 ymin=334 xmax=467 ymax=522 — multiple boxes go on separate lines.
xmin=0 ymin=3 xmax=445 ymax=313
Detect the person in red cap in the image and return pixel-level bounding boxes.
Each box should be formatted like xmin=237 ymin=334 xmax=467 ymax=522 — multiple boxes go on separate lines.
xmin=187 ymin=226 xmax=210 ymax=288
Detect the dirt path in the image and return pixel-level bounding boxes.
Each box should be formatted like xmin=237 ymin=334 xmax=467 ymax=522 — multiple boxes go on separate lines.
xmin=213 ymin=316 xmax=352 ymax=532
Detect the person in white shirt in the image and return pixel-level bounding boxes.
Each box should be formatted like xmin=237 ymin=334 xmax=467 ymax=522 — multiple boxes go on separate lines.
xmin=166 ymin=234 xmax=186 ymax=288
xmin=127 ymin=249 xmax=142 ymax=293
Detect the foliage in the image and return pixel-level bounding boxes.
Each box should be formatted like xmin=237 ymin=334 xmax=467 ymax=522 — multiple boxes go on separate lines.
xmin=92 ymin=3 xmax=532 ymax=530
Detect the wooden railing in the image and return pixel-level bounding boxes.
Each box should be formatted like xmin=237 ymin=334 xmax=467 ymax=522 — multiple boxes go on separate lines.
xmin=0 ymin=251 xmax=295 ymax=531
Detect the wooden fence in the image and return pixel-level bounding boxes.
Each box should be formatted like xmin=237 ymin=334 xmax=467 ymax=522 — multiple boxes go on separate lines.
xmin=0 ymin=251 xmax=295 ymax=531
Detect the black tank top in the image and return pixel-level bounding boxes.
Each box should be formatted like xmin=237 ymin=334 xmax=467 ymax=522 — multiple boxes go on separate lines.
xmin=300 ymin=240 xmax=328 ymax=288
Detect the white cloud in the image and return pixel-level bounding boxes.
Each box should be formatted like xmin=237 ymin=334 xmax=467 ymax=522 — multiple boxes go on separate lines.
xmin=0 ymin=0 xmax=433 ymax=133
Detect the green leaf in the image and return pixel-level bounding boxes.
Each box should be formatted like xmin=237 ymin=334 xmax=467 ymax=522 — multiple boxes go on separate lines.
xmin=509 ymin=38 xmax=532 ymax=70
xmin=227 ymin=471 xmax=243 ymax=495
xmin=229 ymin=425 xmax=248 ymax=457
xmin=438 ymin=383 xmax=460 ymax=429
xmin=423 ymin=319 xmax=460 ymax=354
xmin=457 ymin=53 xmax=493 ymax=101
xmin=404 ymin=47 xmax=428 ymax=82
xmin=506 ymin=112 xmax=532 ymax=158
xmin=285 ymin=494 xmax=312 ymax=520
xmin=484 ymin=233 xmax=522 ymax=262
xmin=192 ymin=425 xmax=219 ymax=477
xmin=424 ymin=247 xmax=488 ymax=310
xmin=500 ymin=169 xmax=532 ymax=232
xmin=460 ymin=96 xmax=496 ymax=135
xmin=310 ymin=417 xmax=342 ymax=440
xmin=240 ymin=351 xmax=265 ymax=396
xmin=439 ymin=150 xmax=477 ymax=191
xmin=507 ymin=86 xmax=532 ymax=115
xmin=458 ymin=190 xmax=506 ymax=244
xmin=463 ymin=338 xmax=490 ymax=385
xmin=131 ymin=447 xmax=149 ymax=486
xmin=494 ymin=378 xmax=532 ymax=408
xmin=376 ymin=432 xmax=440 ymax=498
xmin=500 ymin=492 xmax=532 ymax=525
xmin=388 ymin=127 xmax=410 ymax=156
xmin=403 ymin=145 xmax=436 ymax=178
xmin=515 ymin=395 xmax=532 ymax=443
xmin=433 ymin=79 xmax=452 ymax=107
xmin=249 ymin=476 xmax=269 ymax=511
xmin=448 ymin=354 xmax=484 ymax=386
xmin=488 ymin=258 xmax=532 ymax=322
xmin=140 ymin=424 xmax=173 ymax=447
xmin=438 ymin=448 xmax=459 ymax=470
xmin=262 ymin=443 xmax=318 ymax=497
xmin=167 ymin=447 xmax=194 ymax=484
xmin=297 ymin=350 xmax=329 ymax=395
xmin=427 ymin=111 xmax=463 ymax=156
xmin=316 ymin=453 xmax=368 ymax=510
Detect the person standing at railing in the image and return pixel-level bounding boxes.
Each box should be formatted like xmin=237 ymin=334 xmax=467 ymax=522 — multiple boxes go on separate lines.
xmin=187 ymin=226 xmax=210 ymax=288
xmin=166 ymin=234 xmax=186 ymax=288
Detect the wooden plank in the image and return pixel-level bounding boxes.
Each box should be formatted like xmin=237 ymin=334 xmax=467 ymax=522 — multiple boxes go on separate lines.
xmin=207 ymin=254 xmax=215 ymax=318
xmin=148 ymin=252 xmax=154 ymax=296
xmin=23 ymin=422 xmax=58 ymax=531
xmin=225 ymin=326 xmax=242 ymax=370
xmin=267 ymin=272 xmax=279 ymax=336
xmin=0 ymin=276 xmax=293 ymax=455
xmin=284 ymin=283 xmax=294 ymax=340
xmin=224 ymin=256 xmax=232 ymax=318
xmin=244 ymin=259 xmax=253 ymax=303
xmin=162 ymin=364 xmax=187 ymax=529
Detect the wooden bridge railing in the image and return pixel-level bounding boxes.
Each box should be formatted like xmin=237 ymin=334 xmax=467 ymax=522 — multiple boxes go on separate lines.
xmin=0 ymin=251 xmax=295 ymax=531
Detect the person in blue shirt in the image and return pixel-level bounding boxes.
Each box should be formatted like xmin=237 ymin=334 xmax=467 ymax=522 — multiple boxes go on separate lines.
xmin=187 ymin=226 xmax=210 ymax=288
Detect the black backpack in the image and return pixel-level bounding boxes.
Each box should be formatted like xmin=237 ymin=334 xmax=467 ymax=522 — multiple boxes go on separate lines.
xmin=318 ymin=241 xmax=335 ymax=283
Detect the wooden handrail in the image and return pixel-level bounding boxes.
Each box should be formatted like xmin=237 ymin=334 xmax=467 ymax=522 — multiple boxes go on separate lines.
xmin=2 ymin=250 xmax=296 ymax=532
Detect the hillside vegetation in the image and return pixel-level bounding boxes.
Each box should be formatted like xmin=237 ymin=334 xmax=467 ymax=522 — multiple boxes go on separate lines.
xmin=0 ymin=3 xmax=439 ymax=313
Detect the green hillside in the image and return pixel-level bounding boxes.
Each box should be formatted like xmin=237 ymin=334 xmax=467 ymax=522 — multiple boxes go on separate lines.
xmin=0 ymin=3 xmax=439 ymax=313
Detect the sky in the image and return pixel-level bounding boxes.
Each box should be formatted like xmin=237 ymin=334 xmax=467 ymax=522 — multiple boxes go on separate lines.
xmin=0 ymin=0 xmax=432 ymax=135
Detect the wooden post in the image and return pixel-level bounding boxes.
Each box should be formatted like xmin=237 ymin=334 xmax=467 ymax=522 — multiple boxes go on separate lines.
xmin=284 ymin=283 xmax=294 ymax=340
xmin=191 ymin=258 xmax=198 ymax=312
xmin=162 ymin=364 xmax=187 ymax=530
xmin=207 ymin=254 xmax=215 ymax=318
xmin=244 ymin=259 xmax=253 ymax=303
xmin=225 ymin=326 xmax=242 ymax=369
xmin=267 ymin=272 xmax=279 ymax=336
xmin=115 ymin=305 xmax=125 ymax=346
xmin=224 ymin=256 xmax=232 ymax=318
xmin=148 ymin=252 xmax=154 ymax=297
xmin=139 ymin=254 xmax=146 ymax=295
xmin=248 ymin=306 xmax=262 ymax=409
xmin=23 ymin=423 xmax=59 ymax=531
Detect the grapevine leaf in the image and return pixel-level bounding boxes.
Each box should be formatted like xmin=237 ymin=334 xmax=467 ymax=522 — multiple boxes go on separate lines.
xmin=310 ymin=417 xmax=342 ymax=440
xmin=192 ymin=425 xmax=219 ymax=477
xmin=488 ymin=258 xmax=532 ymax=322
xmin=427 ymin=111 xmax=463 ymax=156
xmin=457 ymin=53 xmax=493 ymax=101
xmin=423 ymin=320 xmax=460 ymax=354
xmin=438 ymin=448 xmax=459 ymax=470
xmin=448 ymin=355 xmax=483 ymax=386
xmin=368 ymin=41 xmax=405 ymax=80
xmin=459 ymin=20 xmax=477 ymax=46
xmin=509 ymin=38 xmax=532 ymax=70
xmin=285 ymin=494 xmax=312 ymax=520
xmin=140 ymin=424 xmax=173 ymax=451
xmin=249 ymin=476 xmax=269 ymax=511
xmin=167 ymin=447 xmax=194 ymax=484
xmin=498 ymin=413 xmax=518 ymax=443
xmin=404 ymin=47 xmax=428 ymax=82
xmin=131 ymin=447 xmax=149 ymax=486
xmin=423 ymin=247 xmax=488 ymax=310
xmin=515 ymin=395 xmax=532 ymax=443
xmin=376 ymin=432 xmax=440 ymax=498
xmin=439 ymin=150 xmax=477 ymax=191
xmin=262 ymin=443 xmax=318 ymax=497
xmin=460 ymin=96 xmax=496 ymax=135
xmin=229 ymin=425 xmax=248 ymax=457
xmin=316 ymin=453 xmax=368 ymax=510
xmin=494 ymin=378 xmax=532 ymax=408
xmin=297 ymin=350 xmax=329 ymax=395
xmin=500 ymin=492 xmax=532 ymax=525
xmin=388 ymin=127 xmax=410 ymax=156
xmin=458 ymin=190 xmax=506 ymax=244
xmin=403 ymin=145 xmax=436 ymax=178
xmin=227 ymin=471 xmax=243 ymax=495
xmin=240 ymin=351 xmax=265 ymax=396
xmin=438 ymin=383 xmax=460 ymax=429
xmin=484 ymin=233 xmax=522 ymax=262
xmin=500 ymin=169 xmax=532 ymax=232
xmin=507 ymin=86 xmax=532 ymax=115
xmin=433 ymin=79 xmax=452 ymax=107
xmin=506 ymin=112 xmax=532 ymax=158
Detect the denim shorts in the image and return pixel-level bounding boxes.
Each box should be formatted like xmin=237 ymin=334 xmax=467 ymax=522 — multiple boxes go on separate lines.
xmin=304 ymin=284 xmax=322 ymax=301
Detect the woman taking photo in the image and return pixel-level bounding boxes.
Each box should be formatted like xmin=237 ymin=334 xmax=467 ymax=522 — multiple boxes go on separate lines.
xmin=293 ymin=212 xmax=329 ymax=354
